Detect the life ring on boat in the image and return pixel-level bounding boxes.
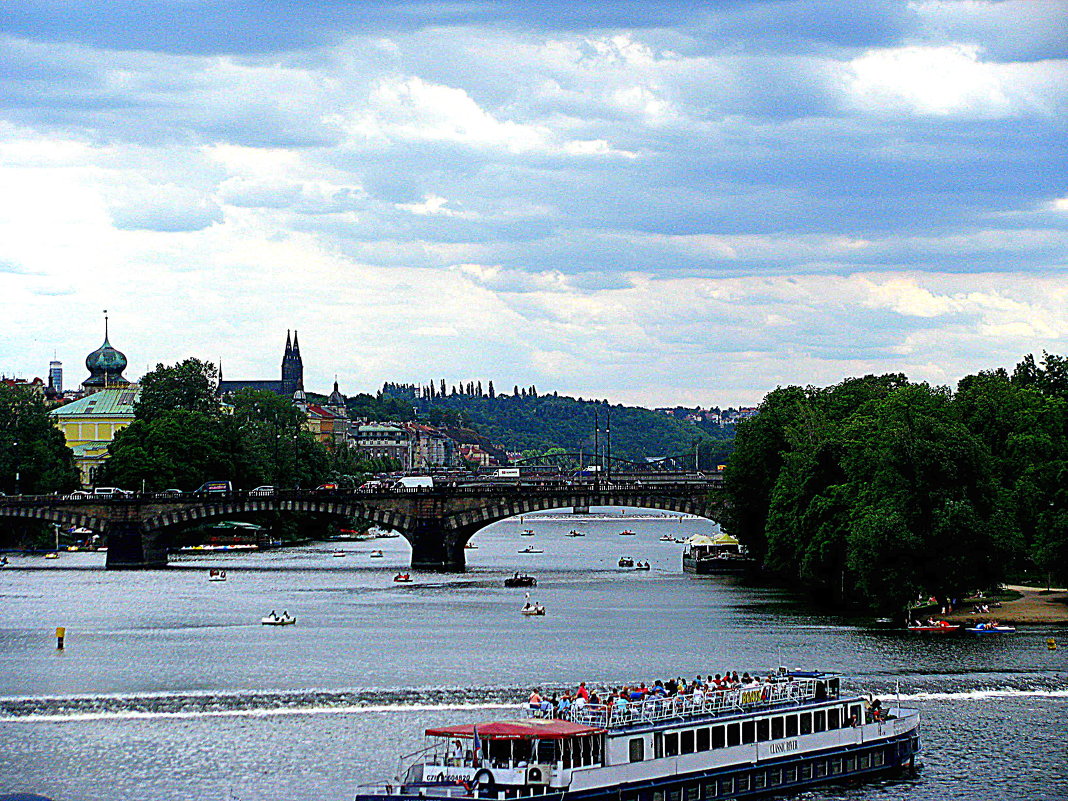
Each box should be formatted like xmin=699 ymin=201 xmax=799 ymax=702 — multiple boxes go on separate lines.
xmin=473 ymin=769 xmax=495 ymax=792
xmin=527 ymin=767 xmax=543 ymax=783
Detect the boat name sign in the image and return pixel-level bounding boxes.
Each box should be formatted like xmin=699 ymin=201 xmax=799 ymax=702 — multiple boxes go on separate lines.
xmin=767 ymin=739 xmax=799 ymax=756
xmin=738 ymin=688 xmax=764 ymax=705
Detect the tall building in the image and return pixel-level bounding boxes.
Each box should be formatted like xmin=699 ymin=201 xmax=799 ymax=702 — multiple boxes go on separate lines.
xmin=49 ymin=360 xmax=62 ymax=394
xmin=217 ymin=330 xmax=304 ymax=396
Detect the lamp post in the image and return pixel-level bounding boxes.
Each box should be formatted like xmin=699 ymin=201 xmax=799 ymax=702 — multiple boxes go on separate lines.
xmin=12 ymin=439 xmax=18 ymax=496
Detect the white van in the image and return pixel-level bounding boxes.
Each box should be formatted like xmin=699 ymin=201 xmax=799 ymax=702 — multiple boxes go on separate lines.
xmin=394 ymin=476 xmax=433 ymax=489
xmin=93 ymin=487 xmax=133 ymax=497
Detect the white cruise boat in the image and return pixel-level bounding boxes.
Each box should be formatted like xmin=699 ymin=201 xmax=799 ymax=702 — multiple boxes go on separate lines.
xmin=353 ymin=671 xmax=919 ymax=801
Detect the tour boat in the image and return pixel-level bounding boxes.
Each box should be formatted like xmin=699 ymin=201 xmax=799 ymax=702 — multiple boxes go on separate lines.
xmin=682 ymin=534 xmax=754 ymax=575
xmin=965 ymin=623 xmax=1016 ymax=634
xmin=394 ymin=573 xmax=413 ymax=583
xmin=618 ymin=556 xmax=635 ymax=568
xmin=505 ymin=574 xmax=538 ymax=588
xmin=519 ymin=546 xmax=544 ymax=554
xmin=261 ymin=612 xmax=296 ymax=626
xmin=351 ymin=670 xmax=920 ymax=801
xmin=208 ymin=569 xmax=227 ymax=582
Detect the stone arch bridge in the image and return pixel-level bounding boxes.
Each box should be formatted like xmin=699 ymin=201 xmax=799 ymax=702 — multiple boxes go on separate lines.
xmin=0 ymin=479 xmax=721 ymax=570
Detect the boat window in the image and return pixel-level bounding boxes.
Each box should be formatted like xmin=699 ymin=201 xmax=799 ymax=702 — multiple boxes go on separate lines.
xmin=653 ymin=791 xmax=664 ymax=801
xmin=830 ymin=757 xmax=842 ymax=775
xmin=827 ymin=708 xmax=840 ymax=730
xmin=858 ymin=753 xmax=870 ymax=770
xmin=873 ymin=750 xmax=885 ymax=767
xmin=733 ymin=775 xmax=746 ymax=793
xmin=654 ymin=733 xmax=663 ymax=759
xmin=696 ymin=727 xmax=710 ymax=752
xmin=784 ymin=767 xmax=797 ymax=783
xmin=768 ymin=769 xmax=782 ymax=786
xmin=668 ymin=790 xmax=681 ymax=801
xmin=722 ymin=776 xmax=736 ymax=794
xmin=850 ymin=705 xmax=862 ymax=725
xmin=726 ymin=723 xmax=740 ymax=747
xmin=681 ymin=730 xmax=695 ymax=754
xmin=664 ymin=732 xmax=679 ymax=757
xmin=771 ymin=717 xmax=784 ymax=740
xmin=814 ymin=711 xmax=826 ymax=733
xmin=752 ymin=772 xmax=766 ymax=790
xmin=711 ymin=726 xmax=725 ymax=749
xmin=815 ymin=760 xmax=827 ymax=778
xmin=702 ymin=782 xmax=716 ymax=799
xmin=756 ymin=719 xmax=769 ymax=742
xmin=799 ymin=712 xmax=812 ymax=735
xmin=845 ymin=756 xmax=856 ymax=772
xmin=686 ymin=785 xmax=699 ymax=801
xmin=800 ymin=764 xmax=812 ymax=781
xmin=741 ymin=721 xmax=755 ymax=744
xmin=785 ymin=715 xmax=798 ymax=737
xmin=629 ymin=738 xmax=645 ymax=763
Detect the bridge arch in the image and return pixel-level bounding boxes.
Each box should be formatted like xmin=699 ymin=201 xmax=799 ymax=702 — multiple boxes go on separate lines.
xmin=0 ymin=505 xmax=107 ymax=534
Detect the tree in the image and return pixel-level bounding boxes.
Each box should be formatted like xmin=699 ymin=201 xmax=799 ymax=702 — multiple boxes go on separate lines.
xmin=136 ymin=358 xmax=220 ymax=422
xmin=0 ymin=385 xmax=79 ymax=495
xmin=488 ymin=381 xmax=495 ymax=399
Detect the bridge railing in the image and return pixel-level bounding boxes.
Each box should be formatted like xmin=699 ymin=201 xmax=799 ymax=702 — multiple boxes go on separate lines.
xmin=0 ymin=477 xmax=721 ymax=505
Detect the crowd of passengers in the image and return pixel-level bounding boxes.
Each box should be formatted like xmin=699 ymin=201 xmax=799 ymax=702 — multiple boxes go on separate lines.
xmin=528 ymin=672 xmax=821 ymax=721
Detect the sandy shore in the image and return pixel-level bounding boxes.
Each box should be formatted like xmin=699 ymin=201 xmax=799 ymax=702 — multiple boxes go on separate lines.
xmin=941 ymin=585 xmax=1068 ymax=625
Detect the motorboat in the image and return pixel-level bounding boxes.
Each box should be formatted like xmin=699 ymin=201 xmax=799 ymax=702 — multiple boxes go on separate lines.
xmin=618 ymin=556 xmax=635 ymax=568
xmin=369 ymin=550 xmax=384 ymax=558
xmin=261 ymin=612 xmax=296 ymax=626
xmin=393 ymin=573 xmax=413 ymax=583
xmin=634 ymin=561 xmax=650 ymax=571
xmin=518 ymin=545 xmax=544 ymax=554
xmin=659 ymin=534 xmax=675 ymax=542
xmin=208 ymin=569 xmax=227 ymax=581
xmin=521 ymin=529 xmax=535 ymax=536
xmin=965 ymin=622 xmax=1016 ymax=634
xmin=505 ymin=573 xmax=537 ymax=587
xmin=331 ymin=550 xmax=346 ymax=557
xmin=619 ymin=530 xmax=636 ymax=536
xmin=907 ymin=620 xmax=961 ymax=633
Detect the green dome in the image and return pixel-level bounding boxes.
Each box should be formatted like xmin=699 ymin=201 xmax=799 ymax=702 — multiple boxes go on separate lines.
xmin=83 ymin=335 xmax=129 ymax=390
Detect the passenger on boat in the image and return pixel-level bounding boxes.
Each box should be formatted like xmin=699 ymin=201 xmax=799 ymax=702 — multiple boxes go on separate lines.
xmin=528 ymin=689 xmax=542 ymax=710
xmin=450 ymin=740 xmax=464 ymax=765
xmin=576 ymin=681 xmax=589 ymax=701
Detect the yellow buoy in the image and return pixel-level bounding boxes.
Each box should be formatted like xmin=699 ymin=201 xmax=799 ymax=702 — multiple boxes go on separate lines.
xmin=56 ymin=626 xmax=66 ymax=650
xmin=1047 ymin=638 xmax=1057 ymax=651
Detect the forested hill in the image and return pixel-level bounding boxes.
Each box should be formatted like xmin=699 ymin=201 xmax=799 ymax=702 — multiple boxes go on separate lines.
xmin=352 ymin=383 xmax=734 ymax=466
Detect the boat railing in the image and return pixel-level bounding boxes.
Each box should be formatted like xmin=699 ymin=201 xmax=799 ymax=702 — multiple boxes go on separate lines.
xmin=556 ymin=678 xmax=830 ymax=729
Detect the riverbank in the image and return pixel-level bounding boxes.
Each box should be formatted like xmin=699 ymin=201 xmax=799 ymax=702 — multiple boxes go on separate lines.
xmin=941 ymin=585 xmax=1068 ymax=625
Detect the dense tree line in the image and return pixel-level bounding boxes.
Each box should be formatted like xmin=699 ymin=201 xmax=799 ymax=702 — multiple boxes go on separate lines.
xmin=720 ymin=354 xmax=1068 ymax=612
xmin=105 ymin=359 xmax=395 ymax=493
xmin=365 ymin=383 xmax=734 ymax=466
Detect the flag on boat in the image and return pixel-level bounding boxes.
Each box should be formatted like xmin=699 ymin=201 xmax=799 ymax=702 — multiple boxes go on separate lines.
xmin=472 ymin=725 xmax=481 ymax=767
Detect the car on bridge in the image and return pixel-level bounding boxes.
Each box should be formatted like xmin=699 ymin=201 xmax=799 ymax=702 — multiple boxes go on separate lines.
xmin=250 ymin=485 xmax=275 ymax=495
xmin=93 ymin=487 xmax=134 ymax=497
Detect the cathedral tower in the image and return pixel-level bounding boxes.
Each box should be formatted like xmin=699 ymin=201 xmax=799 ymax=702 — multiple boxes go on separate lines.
xmin=281 ymin=329 xmax=304 ymax=395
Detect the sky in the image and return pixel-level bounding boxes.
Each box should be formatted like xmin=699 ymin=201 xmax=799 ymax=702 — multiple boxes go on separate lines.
xmin=1 ymin=1 xmax=1066 ymax=407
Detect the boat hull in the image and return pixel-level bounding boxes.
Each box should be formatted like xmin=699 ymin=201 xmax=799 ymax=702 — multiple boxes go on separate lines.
xmin=356 ymin=728 xmax=918 ymax=801
xmin=683 ymin=555 xmax=754 ymax=574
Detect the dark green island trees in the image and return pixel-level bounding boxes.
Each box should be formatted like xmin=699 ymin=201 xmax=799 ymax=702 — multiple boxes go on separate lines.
xmin=721 ymin=354 xmax=1068 ymax=613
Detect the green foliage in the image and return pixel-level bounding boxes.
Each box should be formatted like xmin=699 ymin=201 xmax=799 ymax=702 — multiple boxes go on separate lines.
xmin=0 ymin=385 xmax=79 ymax=494
xmin=720 ymin=362 xmax=1067 ymax=612
xmin=136 ymin=358 xmax=220 ymax=422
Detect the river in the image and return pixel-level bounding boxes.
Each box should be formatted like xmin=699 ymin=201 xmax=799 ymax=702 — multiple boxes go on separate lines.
xmin=1 ymin=511 xmax=1065 ymax=800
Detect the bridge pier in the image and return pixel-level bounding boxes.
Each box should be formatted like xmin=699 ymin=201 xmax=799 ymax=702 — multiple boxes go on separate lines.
xmin=407 ymin=521 xmax=467 ymax=571
xmin=105 ymin=522 xmax=168 ymax=569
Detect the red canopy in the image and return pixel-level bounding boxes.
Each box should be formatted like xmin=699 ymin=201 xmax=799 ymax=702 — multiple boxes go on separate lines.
xmin=425 ymin=719 xmax=603 ymax=740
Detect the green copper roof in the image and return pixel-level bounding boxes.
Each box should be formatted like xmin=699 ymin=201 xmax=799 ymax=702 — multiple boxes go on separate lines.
xmin=51 ymin=387 xmax=140 ymax=418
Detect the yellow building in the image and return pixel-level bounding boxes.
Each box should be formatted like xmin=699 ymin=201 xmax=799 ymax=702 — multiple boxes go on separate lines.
xmin=50 ymin=387 xmax=140 ymax=486
xmin=49 ymin=321 xmax=138 ymax=487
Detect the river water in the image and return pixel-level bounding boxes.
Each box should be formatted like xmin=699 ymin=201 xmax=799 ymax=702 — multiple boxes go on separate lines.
xmin=1 ymin=511 xmax=1065 ymax=801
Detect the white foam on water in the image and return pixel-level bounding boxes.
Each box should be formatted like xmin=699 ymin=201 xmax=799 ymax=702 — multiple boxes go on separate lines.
xmin=893 ymin=688 xmax=1068 ymax=702
xmin=0 ymin=701 xmax=520 ymax=724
